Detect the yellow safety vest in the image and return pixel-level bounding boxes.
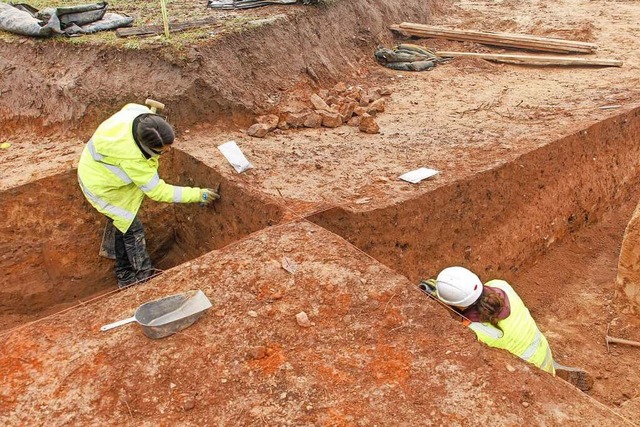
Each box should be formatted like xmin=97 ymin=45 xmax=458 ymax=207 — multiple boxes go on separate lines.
xmin=77 ymin=103 xmax=202 ymax=233
xmin=466 ymin=280 xmax=555 ymax=374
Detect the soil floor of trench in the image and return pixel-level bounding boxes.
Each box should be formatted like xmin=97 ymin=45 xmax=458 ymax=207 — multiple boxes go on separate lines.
xmin=1 ymin=0 xmax=640 ymax=425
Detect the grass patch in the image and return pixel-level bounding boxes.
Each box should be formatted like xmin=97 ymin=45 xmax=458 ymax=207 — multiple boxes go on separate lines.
xmin=0 ymin=0 xmax=277 ymax=50
xmin=0 ymin=0 xmax=327 ymax=50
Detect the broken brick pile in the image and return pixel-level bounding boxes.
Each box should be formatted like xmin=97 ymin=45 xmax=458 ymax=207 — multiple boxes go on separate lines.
xmin=247 ymin=82 xmax=391 ymax=138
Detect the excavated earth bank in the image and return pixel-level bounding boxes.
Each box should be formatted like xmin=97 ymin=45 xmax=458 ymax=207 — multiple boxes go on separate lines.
xmin=0 ymin=222 xmax=634 ymax=426
xmin=0 ymin=150 xmax=284 ymax=330
xmin=0 ymin=0 xmax=435 ymax=134
xmin=2 ymin=0 xmax=640 ymax=425
xmin=309 ymin=109 xmax=640 ymax=283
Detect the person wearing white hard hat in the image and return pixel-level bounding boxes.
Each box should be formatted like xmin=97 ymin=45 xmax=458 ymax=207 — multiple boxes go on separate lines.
xmin=420 ymin=266 xmax=593 ymax=391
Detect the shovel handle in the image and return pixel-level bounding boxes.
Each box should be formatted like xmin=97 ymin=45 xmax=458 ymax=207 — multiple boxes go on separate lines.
xmin=606 ymin=336 xmax=640 ymax=348
xmin=100 ymin=316 xmax=136 ymax=332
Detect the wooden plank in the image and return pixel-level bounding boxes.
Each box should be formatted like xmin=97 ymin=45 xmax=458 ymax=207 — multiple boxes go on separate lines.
xmin=401 ymin=31 xmax=591 ymax=53
xmin=394 ymin=30 xmax=592 ymax=54
xmin=399 ymin=28 xmax=591 ymax=51
xmin=399 ymin=27 xmax=590 ymax=50
xmin=397 ymin=25 xmax=586 ymax=48
xmin=435 ymin=51 xmax=623 ymax=67
xmin=396 ymin=23 xmax=598 ymax=54
xmin=116 ymin=18 xmax=217 ymax=37
xmin=399 ymin=23 xmax=597 ymax=49
xmin=398 ymin=29 xmax=594 ymax=53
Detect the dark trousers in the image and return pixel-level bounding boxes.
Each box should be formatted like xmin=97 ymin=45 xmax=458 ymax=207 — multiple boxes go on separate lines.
xmin=114 ymin=217 xmax=155 ymax=288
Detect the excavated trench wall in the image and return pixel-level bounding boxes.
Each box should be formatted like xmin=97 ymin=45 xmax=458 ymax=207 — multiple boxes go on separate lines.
xmin=0 ymin=150 xmax=283 ymax=331
xmin=309 ymin=108 xmax=640 ymax=283
xmin=0 ymin=0 xmax=436 ymax=135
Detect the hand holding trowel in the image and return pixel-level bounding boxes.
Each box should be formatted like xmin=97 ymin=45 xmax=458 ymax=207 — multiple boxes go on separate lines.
xmin=200 ymin=182 xmax=221 ymax=210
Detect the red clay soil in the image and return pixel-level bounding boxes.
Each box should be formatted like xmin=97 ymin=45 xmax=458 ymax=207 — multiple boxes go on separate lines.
xmin=0 ymin=155 xmax=284 ymax=330
xmin=516 ymin=192 xmax=640 ymax=410
xmin=2 ymin=0 xmax=640 ymax=424
xmin=0 ymin=222 xmax=632 ymax=426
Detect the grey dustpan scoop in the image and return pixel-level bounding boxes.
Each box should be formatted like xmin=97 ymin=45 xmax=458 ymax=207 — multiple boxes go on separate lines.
xmin=100 ymin=290 xmax=213 ymax=339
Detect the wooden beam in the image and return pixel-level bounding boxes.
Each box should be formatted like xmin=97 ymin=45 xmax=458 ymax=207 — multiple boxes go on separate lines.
xmin=395 ymin=23 xmax=598 ymax=54
xmin=435 ymin=51 xmax=623 ymax=67
xmin=398 ymin=23 xmax=597 ymax=49
xmin=404 ymin=30 xmax=591 ymax=53
xmin=399 ymin=23 xmax=597 ymax=48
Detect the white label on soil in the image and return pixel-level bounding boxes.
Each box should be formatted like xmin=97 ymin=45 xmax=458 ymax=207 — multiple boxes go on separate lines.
xmin=218 ymin=141 xmax=253 ymax=173
xmin=399 ymin=167 xmax=439 ymax=184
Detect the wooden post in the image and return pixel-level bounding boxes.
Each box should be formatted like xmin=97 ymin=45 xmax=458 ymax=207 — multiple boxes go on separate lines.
xmin=160 ymin=0 xmax=170 ymax=38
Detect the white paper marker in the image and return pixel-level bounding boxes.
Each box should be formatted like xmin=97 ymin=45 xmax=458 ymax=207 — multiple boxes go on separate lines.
xmin=398 ymin=167 xmax=440 ymax=184
xmin=218 ymin=141 xmax=253 ymax=173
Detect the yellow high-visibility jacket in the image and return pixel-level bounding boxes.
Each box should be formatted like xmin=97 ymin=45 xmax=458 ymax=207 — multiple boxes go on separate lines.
xmin=466 ymin=280 xmax=555 ymax=374
xmin=77 ymin=103 xmax=202 ymax=233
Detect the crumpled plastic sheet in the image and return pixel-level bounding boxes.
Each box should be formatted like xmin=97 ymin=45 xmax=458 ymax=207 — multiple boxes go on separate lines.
xmin=374 ymin=45 xmax=450 ymax=72
xmin=0 ymin=2 xmax=59 ymax=36
xmin=0 ymin=2 xmax=133 ymax=37
xmin=67 ymin=12 xmax=133 ymax=34
xmin=39 ymin=2 xmax=107 ymax=27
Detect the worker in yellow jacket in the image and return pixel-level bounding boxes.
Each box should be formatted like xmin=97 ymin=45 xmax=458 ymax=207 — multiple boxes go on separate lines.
xmin=78 ymin=103 xmax=219 ymax=288
xmin=421 ymin=266 xmax=593 ymax=391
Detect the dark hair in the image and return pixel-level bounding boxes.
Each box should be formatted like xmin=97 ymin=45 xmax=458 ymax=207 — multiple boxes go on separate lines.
xmin=475 ymin=288 xmax=506 ymax=328
xmin=135 ymin=115 xmax=174 ymax=149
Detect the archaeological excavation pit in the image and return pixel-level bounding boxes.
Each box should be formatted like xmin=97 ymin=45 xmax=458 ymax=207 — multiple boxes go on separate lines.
xmin=307 ymin=107 xmax=640 ymax=407
xmin=0 ymin=149 xmax=284 ymax=331
xmin=2 ymin=0 xmax=640 ymax=423
xmin=309 ymin=108 xmax=640 ymax=284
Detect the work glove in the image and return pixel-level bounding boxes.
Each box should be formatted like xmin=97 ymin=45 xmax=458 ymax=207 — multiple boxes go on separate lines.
xmin=200 ymin=188 xmax=220 ymax=205
xmin=418 ymin=278 xmax=438 ymax=297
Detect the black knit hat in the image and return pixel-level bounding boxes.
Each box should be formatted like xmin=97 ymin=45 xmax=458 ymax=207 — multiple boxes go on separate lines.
xmin=135 ymin=115 xmax=174 ymax=150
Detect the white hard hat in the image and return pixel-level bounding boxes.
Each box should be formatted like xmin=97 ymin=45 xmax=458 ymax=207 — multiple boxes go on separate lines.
xmin=436 ymin=266 xmax=483 ymax=309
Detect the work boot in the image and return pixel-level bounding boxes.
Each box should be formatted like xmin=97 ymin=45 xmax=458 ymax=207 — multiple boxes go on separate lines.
xmin=136 ymin=268 xmax=163 ymax=283
xmin=114 ymin=217 xmax=155 ymax=288
xmin=554 ymin=363 xmax=594 ymax=392
xmin=117 ymin=276 xmax=137 ymax=289
xmin=117 ymin=268 xmax=163 ymax=289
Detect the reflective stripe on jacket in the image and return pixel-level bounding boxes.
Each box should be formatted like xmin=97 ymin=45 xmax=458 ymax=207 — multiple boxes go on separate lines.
xmin=467 ymin=280 xmax=555 ymax=375
xmin=77 ymin=103 xmax=202 ymax=233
